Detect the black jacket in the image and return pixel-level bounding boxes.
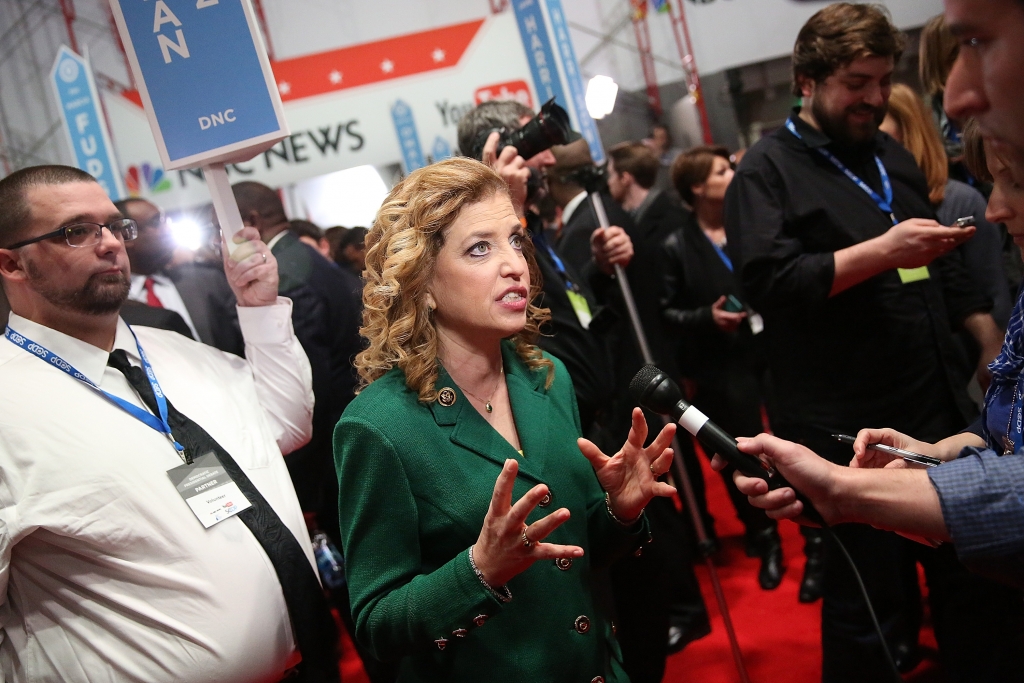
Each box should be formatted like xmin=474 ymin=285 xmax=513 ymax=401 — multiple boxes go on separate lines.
xmin=614 ymin=189 xmax=687 ymax=382
xmin=272 ymin=230 xmax=363 ymax=530
xmin=167 ymin=261 xmax=244 ymax=357
xmin=120 ymin=300 xmax=195 ymax=340
xmin=556 ymin=191 xmax=637 ymax=279
xmin=529 ymin=213 xmax=616 ymax=425
xmin=660 ymin=214 xmax=756 ymax=384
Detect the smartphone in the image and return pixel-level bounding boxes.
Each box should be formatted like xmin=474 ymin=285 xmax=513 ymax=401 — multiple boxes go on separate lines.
xmin=955 ymin=215 xmax=976 ymax=228
xmin=723 ymin=294 xmax=744 ymax=313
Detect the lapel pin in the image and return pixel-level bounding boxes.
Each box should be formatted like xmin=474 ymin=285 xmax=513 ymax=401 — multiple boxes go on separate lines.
xmin=438 ymin=387 xmax=457 ymax=407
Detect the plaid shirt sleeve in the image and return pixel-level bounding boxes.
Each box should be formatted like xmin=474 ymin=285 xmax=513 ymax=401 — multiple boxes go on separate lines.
xmin=928 ymin=448 xmax=1024 ymax=585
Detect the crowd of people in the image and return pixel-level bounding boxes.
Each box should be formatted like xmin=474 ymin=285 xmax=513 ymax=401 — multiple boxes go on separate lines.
xmin=0 ymin=0 xmax=1022 ymax=681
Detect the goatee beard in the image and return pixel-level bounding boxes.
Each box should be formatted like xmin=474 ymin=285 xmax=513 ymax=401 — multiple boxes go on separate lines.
xmin=812 ymin=98 xmax=886 ymax=150
xmin=28 ymin=265 xmax=130 ymax=315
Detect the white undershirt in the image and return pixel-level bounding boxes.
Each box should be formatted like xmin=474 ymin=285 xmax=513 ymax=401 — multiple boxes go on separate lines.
xmin=0 ymin=300 xmax=314 ymax=683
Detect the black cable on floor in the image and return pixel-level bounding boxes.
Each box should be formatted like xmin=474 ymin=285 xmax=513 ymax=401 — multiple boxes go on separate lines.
xmin=820 ymin=523 xmax=903 ymax=683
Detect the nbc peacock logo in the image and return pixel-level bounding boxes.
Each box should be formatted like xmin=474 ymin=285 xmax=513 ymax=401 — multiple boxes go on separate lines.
xmin=124 ymin=163 xmax=172 ymax=197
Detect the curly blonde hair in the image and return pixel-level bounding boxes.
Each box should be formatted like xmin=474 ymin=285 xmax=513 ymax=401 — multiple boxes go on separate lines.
xmin=356 ymin=157 xmax=553 ymax=402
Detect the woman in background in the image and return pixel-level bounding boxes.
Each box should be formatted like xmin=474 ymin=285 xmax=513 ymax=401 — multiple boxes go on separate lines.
xmin=882 ymin=83 xmax=1012 ymax=339
xmin=659 ymin=145 xmax=788 ymax=594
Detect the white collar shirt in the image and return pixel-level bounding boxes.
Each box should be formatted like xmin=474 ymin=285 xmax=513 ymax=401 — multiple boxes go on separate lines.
xmin=561 ymin=190 xmax=589 ymax=228
xmin=0 ymin=299 xmax=314 ymax=683
xmin=128 ymin=272 xmax=200 ymax=340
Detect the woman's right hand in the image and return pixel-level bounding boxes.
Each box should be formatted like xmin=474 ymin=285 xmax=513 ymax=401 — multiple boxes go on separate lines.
xmin=850 ymin=428 xmax=938 ymax=469
xmin=472 ymin=459 xmax=584 ymax=588
xmin=710 ymin=295 xmax=747 ymax=333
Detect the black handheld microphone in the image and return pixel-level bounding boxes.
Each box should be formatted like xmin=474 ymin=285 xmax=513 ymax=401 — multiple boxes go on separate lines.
xmin=629 ymin=364 xmax=824 ymax=524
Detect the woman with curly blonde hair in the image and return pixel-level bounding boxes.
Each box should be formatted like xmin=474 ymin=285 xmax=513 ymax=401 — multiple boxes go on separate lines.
xmin=334 ymin=156 xmax=677 ymax=682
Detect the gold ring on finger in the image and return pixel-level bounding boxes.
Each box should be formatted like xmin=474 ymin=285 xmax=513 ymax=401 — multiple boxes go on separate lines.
xmin=521 ymin=525 xmax=533 ymax=548
xmin=650 ymin=463 xmax=660 ymax=476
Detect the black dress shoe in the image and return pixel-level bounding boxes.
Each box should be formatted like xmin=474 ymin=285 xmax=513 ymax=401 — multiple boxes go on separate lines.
xmin=892 ymin=640 xmax=922 ymax=673
xmin=799 ymin=531 xmax=825 ymax=603
xmin=667 ymin=615 xmax=712 ymax=654
xmin=745 ymin=527 xmax=785 ymax=590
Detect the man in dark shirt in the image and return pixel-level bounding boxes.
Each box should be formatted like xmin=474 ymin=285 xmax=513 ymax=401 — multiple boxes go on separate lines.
xmin=725 ymin=4 xmax=1016 ymax=682
xmin=115 ymin=198 xmax=244 ymax=356
xmin=231 ymin=182 xmax=363 ymax=546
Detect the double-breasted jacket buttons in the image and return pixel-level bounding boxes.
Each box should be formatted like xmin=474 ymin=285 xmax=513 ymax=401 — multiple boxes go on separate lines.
xmin=434 ymin=638 xmax=448 ymax=650
xmin=538 ymin=491 xmax=552 ymax=507
xmin=575 ymin=615 xmax=591 ymax=634
xmin=555 ymin=557 xmax=573 ymax=570
xmin=591 ymin=677 xmax=606 ymax=683
xmin=452 ymin=628 xmax=467 ymax=638
xmin=473 ymin=614 xmax=488 ymax=627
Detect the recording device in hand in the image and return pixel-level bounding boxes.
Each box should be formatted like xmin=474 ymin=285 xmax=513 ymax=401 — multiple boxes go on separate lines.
xmin=629 ymin=364 xmax=825 ymax=524
xmin=954 ymin=215 xmax=976 ymax=228
xmin=469 ymin=98 xmax=574 ymax=161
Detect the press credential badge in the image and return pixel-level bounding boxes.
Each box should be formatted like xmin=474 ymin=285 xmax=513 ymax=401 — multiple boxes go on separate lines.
xmin=168 ymin=451 xmax=251 ymax=528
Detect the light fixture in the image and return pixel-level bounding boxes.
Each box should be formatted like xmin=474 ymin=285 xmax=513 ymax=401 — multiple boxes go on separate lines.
xmin=168 ymin=216 xmax=202 ymax=251
xmin=295 ymin=165 xmax=389 ymax=228
xmin=586 ymin=75 xmax=619 ymax=120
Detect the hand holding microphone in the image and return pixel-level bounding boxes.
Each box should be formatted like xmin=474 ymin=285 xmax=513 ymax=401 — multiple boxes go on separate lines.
xmin=629 ymin=364 xmax=826 ymax=525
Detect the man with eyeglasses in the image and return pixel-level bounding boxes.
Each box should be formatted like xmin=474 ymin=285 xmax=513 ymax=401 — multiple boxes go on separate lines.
xmin=0 ymin=165 xmax=338 ymax=683
xmin=115 ymin=197 xmax=245 ymax=356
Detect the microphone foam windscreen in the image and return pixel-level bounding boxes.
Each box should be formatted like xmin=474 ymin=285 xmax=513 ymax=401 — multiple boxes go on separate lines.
xmin=628 ymin=364 xmax=663 ymax=405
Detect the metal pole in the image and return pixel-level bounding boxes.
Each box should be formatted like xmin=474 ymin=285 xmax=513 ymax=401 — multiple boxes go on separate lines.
xmin=590 ymin=192 xmax=752 ymax=683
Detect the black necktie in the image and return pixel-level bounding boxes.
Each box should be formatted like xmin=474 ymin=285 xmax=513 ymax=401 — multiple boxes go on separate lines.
xmin=107 ymin=349 xmax=338 ymax=683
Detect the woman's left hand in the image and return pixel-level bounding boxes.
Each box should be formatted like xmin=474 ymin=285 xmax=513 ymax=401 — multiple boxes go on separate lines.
xmin=578 ymin=408 xmax=678 ymax=521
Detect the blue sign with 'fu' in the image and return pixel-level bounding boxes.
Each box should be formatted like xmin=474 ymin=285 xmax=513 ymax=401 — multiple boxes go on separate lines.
xmin=111 ymin=0 xmax=285 ymax=168
xmin=50 ymin=46 xmax=125 ymax=200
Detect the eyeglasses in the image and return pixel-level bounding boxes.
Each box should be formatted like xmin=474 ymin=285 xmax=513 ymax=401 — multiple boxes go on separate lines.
xmin=4 ymin=218 xmax=139 ymax=250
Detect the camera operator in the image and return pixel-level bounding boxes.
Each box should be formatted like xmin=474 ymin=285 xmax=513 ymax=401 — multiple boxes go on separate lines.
xmin=457 ymin=100 xmax=631 ymax=437
xmin=723 ymin=4 xmax=1015 ymax=681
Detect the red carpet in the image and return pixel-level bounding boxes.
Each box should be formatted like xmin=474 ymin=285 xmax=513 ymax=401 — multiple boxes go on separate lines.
xmin=664 ymin=442 xmax=945 ymax=683
xmin=334 ymin=442 xmax=947 ymax=682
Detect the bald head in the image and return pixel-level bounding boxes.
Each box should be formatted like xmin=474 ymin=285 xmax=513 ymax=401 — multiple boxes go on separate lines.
xmin=231 ymin=181 xmax=289 ymax=241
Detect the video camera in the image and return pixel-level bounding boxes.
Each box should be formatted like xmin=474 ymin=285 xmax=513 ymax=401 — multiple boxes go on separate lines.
xmin=469 ymin=98 xmax=574 ymax=161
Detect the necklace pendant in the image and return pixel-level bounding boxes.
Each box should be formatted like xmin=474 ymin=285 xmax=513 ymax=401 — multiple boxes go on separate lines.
xmin=1004 ymin=436 xmax=1015 ymax=455
xmin=485 ymin=402 xmax=493 ymax=413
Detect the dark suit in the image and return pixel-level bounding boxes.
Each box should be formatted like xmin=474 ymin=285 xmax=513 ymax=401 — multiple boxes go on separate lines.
xmin=166 ymin=262 xmax=244 ymax=357
xmin=555 ymin=191 xmax=637 ymax=278
xmin=271 ymin=230 xmax=363 ymax=539
xmin=334 ymin=343 xmax=647 ymax=682
xmin=603 ymin=190 xmax=708 ymax=683
xmin=529 ymin=214 xmax=616 ymax=437
xmin=119 ymin=300 xmax=195 ymax=339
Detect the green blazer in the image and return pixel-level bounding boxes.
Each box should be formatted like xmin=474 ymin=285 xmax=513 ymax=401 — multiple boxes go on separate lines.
xmin=334 ymin=342 xmax=648 ymax=682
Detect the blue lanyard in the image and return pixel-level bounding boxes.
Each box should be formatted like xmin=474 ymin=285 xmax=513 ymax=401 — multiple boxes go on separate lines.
xmin=785 ymin=117 xmax=897 ymax=226
xmin=532 ymin=229 xmax=578 ymax=291
xmin=4 ymin=325 xmax=189 ymax=461
xmin=704 ymin=233 xmax=733 ymax=272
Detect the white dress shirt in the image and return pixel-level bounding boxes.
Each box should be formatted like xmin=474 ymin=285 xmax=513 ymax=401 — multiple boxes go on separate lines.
xmin=128 ymin=273 xmax=200 ymax=341
xmin=0 ymin=299 xmax=315 ymax=683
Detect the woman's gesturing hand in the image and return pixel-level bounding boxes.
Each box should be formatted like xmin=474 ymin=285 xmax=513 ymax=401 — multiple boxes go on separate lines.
xmin=472 ymin=459 xmax=584 ymax=588
xmin=578 ymin=408 xmax=678 ymax=522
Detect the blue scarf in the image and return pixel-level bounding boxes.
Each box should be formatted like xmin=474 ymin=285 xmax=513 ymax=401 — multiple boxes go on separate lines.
xmin=983 ymin=286 xmax=1024 ymax=451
